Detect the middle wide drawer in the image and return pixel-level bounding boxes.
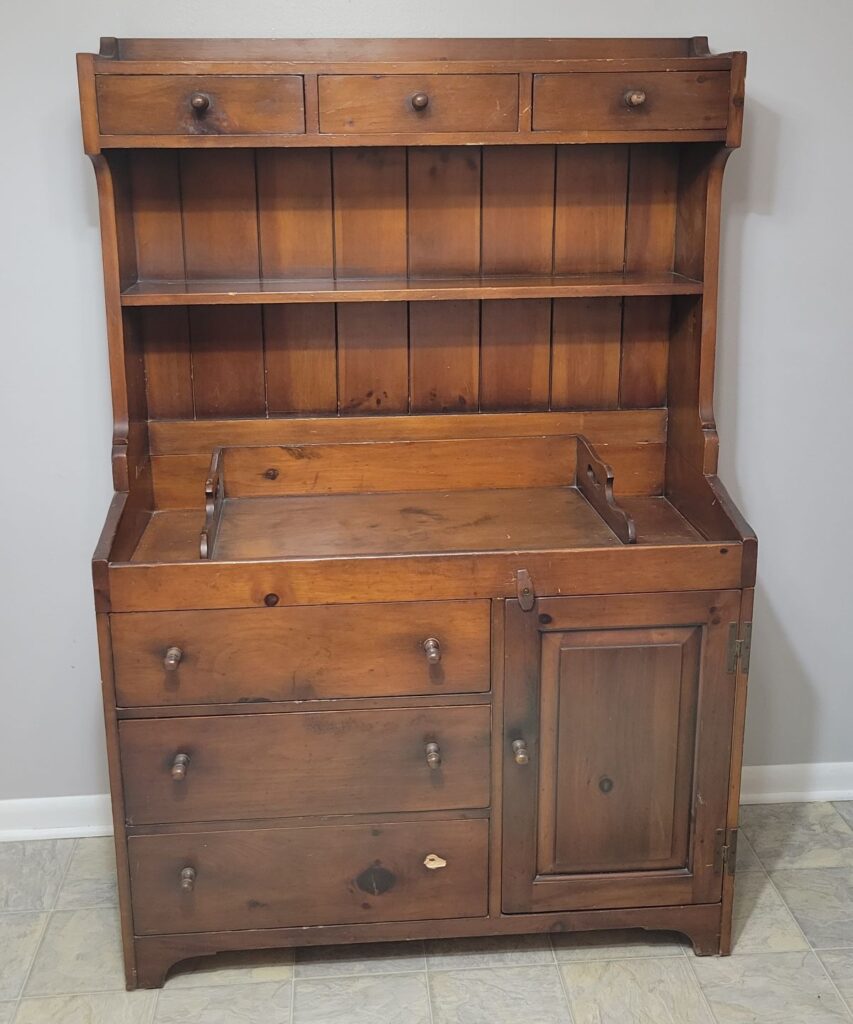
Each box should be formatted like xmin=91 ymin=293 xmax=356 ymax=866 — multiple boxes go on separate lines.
xmin=120 ymin=705 xmax=491 ymax=825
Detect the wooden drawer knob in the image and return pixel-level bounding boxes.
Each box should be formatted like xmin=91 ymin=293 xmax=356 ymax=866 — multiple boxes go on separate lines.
xmin=171 ymin=753 xmax=190 ymax=781
xmin=423 ymin=637 xmax=442 ymax=664
xmin=425 ymin=742 xmax=442 ymax=769
xmin=180 ymin=867 xmax=196 ymax=892
xmin=512 ymin=738 xmax=529 ymax=765
xmin=410 ymin=92 xmax=430 ymax=111
xmin=624 ymin=89 xmax=647 ymax=108
xmin=163 ymin=646 xmax=183 ymax=671
xmin=190 ymin=92 xmax=211 ymax=113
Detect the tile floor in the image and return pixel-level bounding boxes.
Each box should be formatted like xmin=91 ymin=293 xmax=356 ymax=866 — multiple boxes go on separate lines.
xmin=2 ymin=803 xmax=853 ymax=1022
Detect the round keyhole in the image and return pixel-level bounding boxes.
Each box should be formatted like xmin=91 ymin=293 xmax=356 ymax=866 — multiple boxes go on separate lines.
xmin=599 ymin=776 xmax=614 ymax=794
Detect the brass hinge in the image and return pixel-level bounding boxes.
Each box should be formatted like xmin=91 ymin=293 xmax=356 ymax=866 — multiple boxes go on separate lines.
xmin=714 ymin=827 xmax=739 ymax=875
xmin=726 ymin=622 xmax=752 ymax=675
xmin=516 ymin=569 xmax=535 ymax=611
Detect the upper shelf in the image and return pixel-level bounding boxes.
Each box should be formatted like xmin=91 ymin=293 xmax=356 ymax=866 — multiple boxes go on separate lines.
xmin=120 ymin=271 xmax=703 ymax=307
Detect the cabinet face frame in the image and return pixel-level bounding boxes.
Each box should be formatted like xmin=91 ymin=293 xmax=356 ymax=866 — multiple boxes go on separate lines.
xmin=501 ymin=590 xmax=741 ymax=913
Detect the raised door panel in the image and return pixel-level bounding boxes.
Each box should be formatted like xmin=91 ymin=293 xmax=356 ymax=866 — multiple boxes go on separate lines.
xmin=538 ymin=627 xmax=699 ymax=876
xmin=502 ymin=590 xmax=740 ymax=914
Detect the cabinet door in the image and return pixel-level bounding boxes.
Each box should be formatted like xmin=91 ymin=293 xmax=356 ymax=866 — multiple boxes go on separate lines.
xmin=502 ymin=591 xmax=741 ymax=913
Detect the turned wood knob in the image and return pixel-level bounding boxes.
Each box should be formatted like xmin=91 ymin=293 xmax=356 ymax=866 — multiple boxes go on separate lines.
xmin=512 ymin=739 xmax=529 ymax=765
xmin=410 ymin=92 xmax=430 ymax=111
xmin=180 ymin=867 xmax=196 ymax=892
xmin=423 ymin=637 xmax=441 ymax=664
xmin=171 ymin=753 xmax=190 ymax=781
xmin=425 ymin=741 xmax=442 ymax=769
xmin=624 ymin=89 xmax=647 ymax=108
xmin=163 ymin=646 xmax=182 ymax=671
xmin=190 ymin=92 xmax=211 ymax=113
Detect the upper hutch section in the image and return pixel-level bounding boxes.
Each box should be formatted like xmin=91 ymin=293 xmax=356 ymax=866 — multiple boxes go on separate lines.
xmin=78 ymin=37 xmax=745 ymax=152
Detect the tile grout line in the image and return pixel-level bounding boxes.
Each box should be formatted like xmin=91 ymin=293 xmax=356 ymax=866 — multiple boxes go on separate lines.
xmin=551 ymin=937 xmax=578 ymax=1024
xmin=684 ymin=953 xmax=726 ymax=1024
xmin=12 ymin=838 xmax=78 ymax=1012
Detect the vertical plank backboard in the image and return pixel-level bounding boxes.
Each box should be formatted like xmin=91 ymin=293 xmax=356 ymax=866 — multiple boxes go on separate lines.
xmin=620 ymin=297 xmax=672 ymax=408
xmin=551 ymin=298 xmax=622 ymax=410
xmin=189 ymin=307 xmax=266 ymax=417
xmin=180 ymin=150 xmax=260 ymax=279
xmin=481 ymin=147 xmax=556 ymax=274
xmin=553 ymin=146 xmax=629 ymax=273
xmin=129 ymin=151 xmax=185 ymax=280
xmin=337 ymin=303 xmax=409 ymax=414
xmin=409 ymin=301 xmax=479 ymax=413
xmin=480 ymin=299 xmax=551 ymax=411
xmin=257 ymin=149 xmax=334 ymax=278
xmin=333 ymin=148 xmax=407 ymax=276
xmin=265 ymin=305 xmax=338 ymax=415
xmin=624 ymin=144 xmax=679 ymax=272
xmin=408 ymin=147 xmax=481 ymax=276
xmin=139 ymin=308 xmax=193 ymax=419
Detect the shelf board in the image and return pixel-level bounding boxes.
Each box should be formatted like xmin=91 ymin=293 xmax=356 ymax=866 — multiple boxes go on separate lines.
xmin=120 ymin=272 xmax=703 ymax=307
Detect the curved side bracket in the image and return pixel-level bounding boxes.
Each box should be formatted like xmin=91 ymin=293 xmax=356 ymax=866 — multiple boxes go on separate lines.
xmin=575 ymin=436 xmax=637 ymax=545
xmin=199 ymin=447 xmax=225 ymax=559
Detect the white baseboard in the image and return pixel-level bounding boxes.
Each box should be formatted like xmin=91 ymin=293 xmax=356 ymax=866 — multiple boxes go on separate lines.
xmin=0 ymin=764 xmax=851 ymax=840
xmin=740 ymin=762 xmax=853 ymax=804
xmin=0 ymin=795 xmax=113 ymax=842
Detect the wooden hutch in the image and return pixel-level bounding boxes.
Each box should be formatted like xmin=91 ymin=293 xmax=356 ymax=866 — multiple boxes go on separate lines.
xmin=77 ymin=37 xmax=755 ymax=988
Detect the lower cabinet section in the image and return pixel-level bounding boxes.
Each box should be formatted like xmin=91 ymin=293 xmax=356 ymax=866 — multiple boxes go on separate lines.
xmin=502 ymin=590 xmax=742 ymax=913
xmin=128 ymin=817 xmax=489 ymax=934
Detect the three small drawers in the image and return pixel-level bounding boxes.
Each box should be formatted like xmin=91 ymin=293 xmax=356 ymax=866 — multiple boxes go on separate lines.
xmin=112 ymin=599 xmax=492 ymax=934
xmin=95 ymin=71 xmax=730 ymax=137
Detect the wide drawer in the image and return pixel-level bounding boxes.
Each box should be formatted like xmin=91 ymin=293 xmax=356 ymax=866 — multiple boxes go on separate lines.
xmin=110 ymin=600 xmax=490 ymax=707
xmin=96 ymin=75 xmax=305 ymax=135
xmin=129 ymin=817 xmax=488 ymax=934
xmin=318 ymin=74 xmax=519 ymax=133
xmin=119 ymin=705 xmax=491 ymax=825
xmin=532 ymin=71 xmax=730 ymax=131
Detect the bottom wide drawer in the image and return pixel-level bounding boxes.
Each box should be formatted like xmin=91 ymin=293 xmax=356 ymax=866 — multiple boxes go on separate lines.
xmin=129 ymin=818 xmax=489 ymax=935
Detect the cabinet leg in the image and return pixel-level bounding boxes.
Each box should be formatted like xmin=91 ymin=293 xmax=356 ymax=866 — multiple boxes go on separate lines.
xmin=684 ymin=918 xmax=723 ymax=956
xmin=132 ymin=940 xmax=208 ymax=990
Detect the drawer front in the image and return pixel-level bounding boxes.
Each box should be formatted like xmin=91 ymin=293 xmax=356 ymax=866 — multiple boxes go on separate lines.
xmin=319 ymin=74 xmax=519 ymax=133
xmin=120 ymin=705 xmax=491 ymax=825
xmin=111 ymin=601 xmax=490 ymax=707
xmin=129 ymin=817 xmax=488 ymax=934
xmin=96 ymin=75 xmax=305 ymax=135
xmin=532 ymin=72 xmax=729 ymax=131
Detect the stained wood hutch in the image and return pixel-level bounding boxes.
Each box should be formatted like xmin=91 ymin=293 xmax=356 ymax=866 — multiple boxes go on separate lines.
xmin=77 ymin=36 xmax=755 ymax=988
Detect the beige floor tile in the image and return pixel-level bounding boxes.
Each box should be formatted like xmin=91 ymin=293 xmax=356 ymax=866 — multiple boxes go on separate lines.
xmin=741 ymin=803 xmax=853 ymax=870
xmin=294 ymin=940 xmax=425 ymax=978
xmin=730 ymin=870 xmax=809 ymax=953
xmin=693 ymin=950 xmax=852 ymax=1023
xmin=835 ymin=803 xmax=853 ymax=831
xmin=818 ymin=949 xmax=853 ymax=1008
xmin=15 ymin=991 xmax=157 ymax=1023
xmin=25 ymin=908 xmax=125 ymax=995
xmin=735 ymin=833 xmax=764 ymax=872
xmin=561 ymin=956 xmax=713 ymax=1024
xmin=0 ymin=841 xmax=74 ymax=912
xmin=166 ymin=947 xmax=295 ymax=989
xmin=0 ymin=1003 xmax=15 ymax=1024
xmin=295 ymin=972 xmax=429 ymax=1024
xmin=55 ymin=838 xmax=118 ymax=910
xmin=0 ymin=913 xmax=46 ymax=1001
xmin=429 ymin=965 xmax=571 ymax=1024
xmin=155 ymin=980 xmax=291 ymax=1023
xmin=425 ymin=933 xmax=553 ymax=970
xmin=771 ymin=868 xmax=853 ymax=948
xmin=552 ymin=928 xmax=686 ymax=962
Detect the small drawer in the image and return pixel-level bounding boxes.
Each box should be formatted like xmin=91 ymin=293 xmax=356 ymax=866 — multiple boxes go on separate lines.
xmin=96 ymin=75 xmax=305 ymax=135
xmin=532 ymin=71 xmax=730 ymax=132
xmin=110 ymin=600 xmax=490 ymax=707
xmin=318 ymin=74 xmax=519 ymax=133
xmin=129 ymin=817 xmax=488 ymax=934
xmin=119 ymin=704 xmax=491 ymax=825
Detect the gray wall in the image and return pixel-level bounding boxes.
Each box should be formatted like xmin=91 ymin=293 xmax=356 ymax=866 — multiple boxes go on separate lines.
xmin=1 ymin=1 xmax=851 ymax=802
